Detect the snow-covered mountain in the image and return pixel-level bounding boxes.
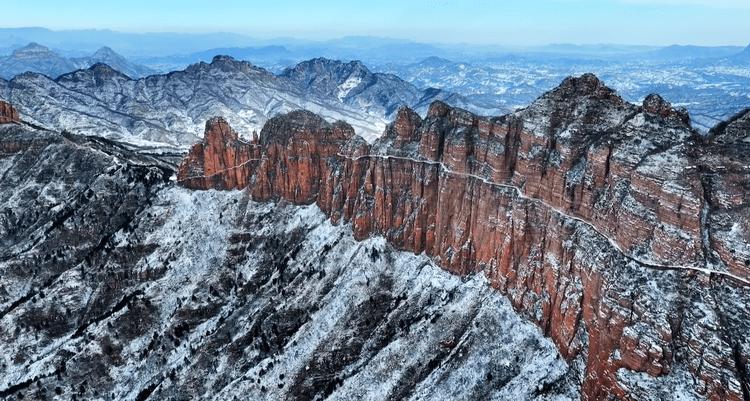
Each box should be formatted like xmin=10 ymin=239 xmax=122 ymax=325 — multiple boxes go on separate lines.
xmin=0 ymin=42 xmax=154 ymax=79
xmin=0 ymin=56 xmax=501 ymax=147
xmin=379 ymin=54 xmax=750 ymax=131
xmin=280 ymin=58 xmax=502 ymax=119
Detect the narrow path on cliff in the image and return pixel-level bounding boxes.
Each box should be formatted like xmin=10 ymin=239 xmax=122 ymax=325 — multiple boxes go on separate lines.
xmin=177 ymin=158 xmax=263 ymax=182
xmin=340 ymin=153 xmax=750 ymax=286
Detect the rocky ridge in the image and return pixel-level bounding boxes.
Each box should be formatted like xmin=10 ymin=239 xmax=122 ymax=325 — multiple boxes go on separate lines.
xmin=178 ymin=74 xmax=750 ymax=401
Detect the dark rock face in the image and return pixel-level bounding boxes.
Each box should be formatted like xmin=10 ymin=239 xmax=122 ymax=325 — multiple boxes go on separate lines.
xmin=177 ymin=75 xmax=750 ymax=401
xmin=642 ymin=94 xmax=690 ymax=125
xmin=710 ymin=108 xmax=750 ymax=144
xmin=0 ymin=123 xmax=574 ymax=400
xmin=0 ymin=100 xmax=19 ymax=124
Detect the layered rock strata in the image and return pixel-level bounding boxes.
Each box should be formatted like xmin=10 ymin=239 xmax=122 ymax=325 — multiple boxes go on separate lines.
xmin=178 ymin=74 xmax=750 ymax=401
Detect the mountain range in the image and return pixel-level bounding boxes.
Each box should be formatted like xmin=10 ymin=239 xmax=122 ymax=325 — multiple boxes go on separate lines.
xmin=0 ymin=55 xmax=502 ymax=147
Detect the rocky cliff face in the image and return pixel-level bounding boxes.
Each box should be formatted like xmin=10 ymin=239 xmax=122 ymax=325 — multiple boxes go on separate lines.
xmin=0 ymin=100 xmax=20 ymax=124
xmin=178 ymin=74 xmax=750 ymax=401
xmin=0 ymin=123 xmax=576 ymax=400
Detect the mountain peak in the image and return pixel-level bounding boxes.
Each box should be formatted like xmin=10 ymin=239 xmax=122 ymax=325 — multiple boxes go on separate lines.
xmin=284 ymin=58 xmax=372 ymax=77
xmin=204 ymin=55 xmax=262 ymax=73
xmin=532 ymin=73 xmax=626 ymax=110
xmin=642 ymin=93 xmax=690 ymax=125
xmin=211 ymin=54 xmax=238 ymax=64
xmin=204 ymin=116 xmax=239 ymax=143
xmin=55 ymin=62 xmax=131 ymax=83
xmin=556 ymin=73 xmax=608 ymax=96
xmin=88 ymin=62 xmax=126 ymax=76
xmin=260 ymin=109 xmax=354 ymax=145
xmin=426 ymin=100 xmax=452 ymax=118
xmin=92 ymin=46 xmax=120 ymax=58
xmin=418 ymin=56 xmax=454 ymax=66
xmin=385 ymin=106 xmax=423 ymax=145
xmin=12 ymin=42 xmax=56 ymax=58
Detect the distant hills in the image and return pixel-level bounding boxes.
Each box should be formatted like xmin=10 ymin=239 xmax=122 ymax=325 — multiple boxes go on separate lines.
xmin=642 ymin=45 xmax=744 ymax=61
xmin=0 ymin=43 xmax=154 ymax=79
xmin=732 ymin=44 xmax=750 ymax=62
xmin=2 ymin=27 xmax=748 ymax=71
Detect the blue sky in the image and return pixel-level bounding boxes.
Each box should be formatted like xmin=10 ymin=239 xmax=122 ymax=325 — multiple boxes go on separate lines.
xmin=1 ymin=0 xmax=748 ymax=46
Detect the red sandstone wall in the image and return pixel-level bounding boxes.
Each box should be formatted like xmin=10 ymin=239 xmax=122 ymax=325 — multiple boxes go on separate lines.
xmin=176 ymin=101 xmax=750 ymax=401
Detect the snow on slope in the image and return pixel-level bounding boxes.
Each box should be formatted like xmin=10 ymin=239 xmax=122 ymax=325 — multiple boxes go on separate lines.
xmin=0 ymin=124 xmax=578 ymax=400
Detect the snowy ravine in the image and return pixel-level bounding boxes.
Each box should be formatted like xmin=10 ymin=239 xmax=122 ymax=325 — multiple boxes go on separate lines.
xmin=0 ymin=124 xmax=577 ymax=400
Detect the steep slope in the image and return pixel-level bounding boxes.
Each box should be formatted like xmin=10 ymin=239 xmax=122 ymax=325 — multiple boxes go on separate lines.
xmin=0 ymin=122 xmax=576 ymax=400
xmin=1 ymin=56 xmax=500 ymax=148
xmin=178 ymin=74 xmax=750 ymax=401
xmin=709 ymin=107 xmax=750 ymax=143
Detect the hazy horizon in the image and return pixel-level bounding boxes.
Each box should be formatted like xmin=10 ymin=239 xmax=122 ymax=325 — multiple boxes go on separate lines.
xmin=2 ymin=28 xmax=748 ymax=49
xmin=1 ymin=0 xmax=749 ymax=47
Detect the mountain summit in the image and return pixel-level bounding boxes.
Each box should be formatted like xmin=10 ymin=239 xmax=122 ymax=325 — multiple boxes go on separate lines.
xmin=80 ymin=46 xmax=154 ymax=78
xmin=11 ymin=42 xmax=59 ymax=59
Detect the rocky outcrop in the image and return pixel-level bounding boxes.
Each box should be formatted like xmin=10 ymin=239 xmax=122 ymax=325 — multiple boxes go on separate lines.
xmin=177 ymin=117 xmax=261 ymax=189
xmin=0 ymin=100 xmax=19 ymax=124
xmin=177 ymin=74 xmax=750 ymax=401
xmin=710 ymin=108 xmax=750 ymax=144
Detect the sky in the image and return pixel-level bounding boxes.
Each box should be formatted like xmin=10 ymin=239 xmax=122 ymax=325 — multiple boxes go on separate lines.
xmin=1 ymin=0 xmax=748 ymax=46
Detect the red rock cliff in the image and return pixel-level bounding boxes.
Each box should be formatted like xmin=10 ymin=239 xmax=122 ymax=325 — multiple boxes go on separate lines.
xmin=177 ymin=75 xmax=750 ymax=401
xmin=0 ymin=100 xmax=20 ymax=124
xmin=177 ymin=117 xmax=261 ymax=190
